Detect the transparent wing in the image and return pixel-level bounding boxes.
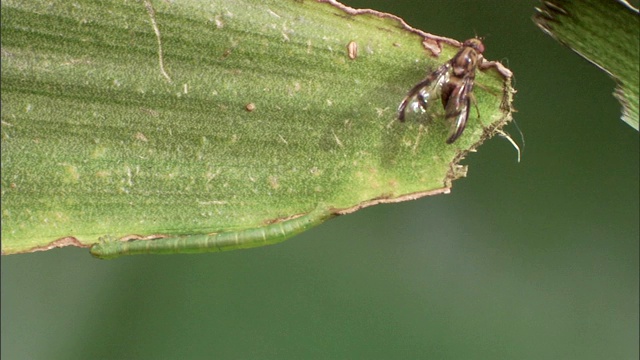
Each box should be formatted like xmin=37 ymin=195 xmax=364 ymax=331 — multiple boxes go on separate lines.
xmin=398 ymin=63 xmax=451 ymax=122
xmin=444 ymin=78 xmax=472 ymax=144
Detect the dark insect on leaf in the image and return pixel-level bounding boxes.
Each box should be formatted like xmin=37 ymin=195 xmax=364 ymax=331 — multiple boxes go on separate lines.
xmin=398 ymin=38 xmax=491 ymax=144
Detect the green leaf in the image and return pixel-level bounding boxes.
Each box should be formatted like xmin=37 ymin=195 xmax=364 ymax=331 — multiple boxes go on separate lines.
xmin=1 ymin=0 xmax=514 ymax=256
xmin=534 ymin=0 xmax=640 ymax=130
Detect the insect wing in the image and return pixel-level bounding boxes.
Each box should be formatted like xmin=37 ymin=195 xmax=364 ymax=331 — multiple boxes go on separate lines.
xmin=444 ymin=79 xmax=472 ymax=144
xmin=398 ymin=63 xmax=450 ymax=121
xmin=446 ymin=96 xmax=470 ymax=143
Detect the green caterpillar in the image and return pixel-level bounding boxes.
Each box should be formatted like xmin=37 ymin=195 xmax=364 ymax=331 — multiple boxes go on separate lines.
xmin=91 ymin=207 xmax=335 ymax=259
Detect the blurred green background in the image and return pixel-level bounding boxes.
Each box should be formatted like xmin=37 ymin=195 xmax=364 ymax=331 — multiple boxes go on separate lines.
xmin=2 ymin=1 xmax=638 ymax=359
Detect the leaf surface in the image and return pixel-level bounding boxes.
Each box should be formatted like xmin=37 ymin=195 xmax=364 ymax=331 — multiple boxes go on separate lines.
xmin=534 ymin=0 xmax=639 ymax=129
xmin=1 ymin=0 xmax=514 ymax=255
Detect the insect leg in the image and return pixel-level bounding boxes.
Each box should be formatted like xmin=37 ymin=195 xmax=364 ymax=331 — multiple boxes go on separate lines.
xmin=468 ymin=91 xmax=480 ymax=119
